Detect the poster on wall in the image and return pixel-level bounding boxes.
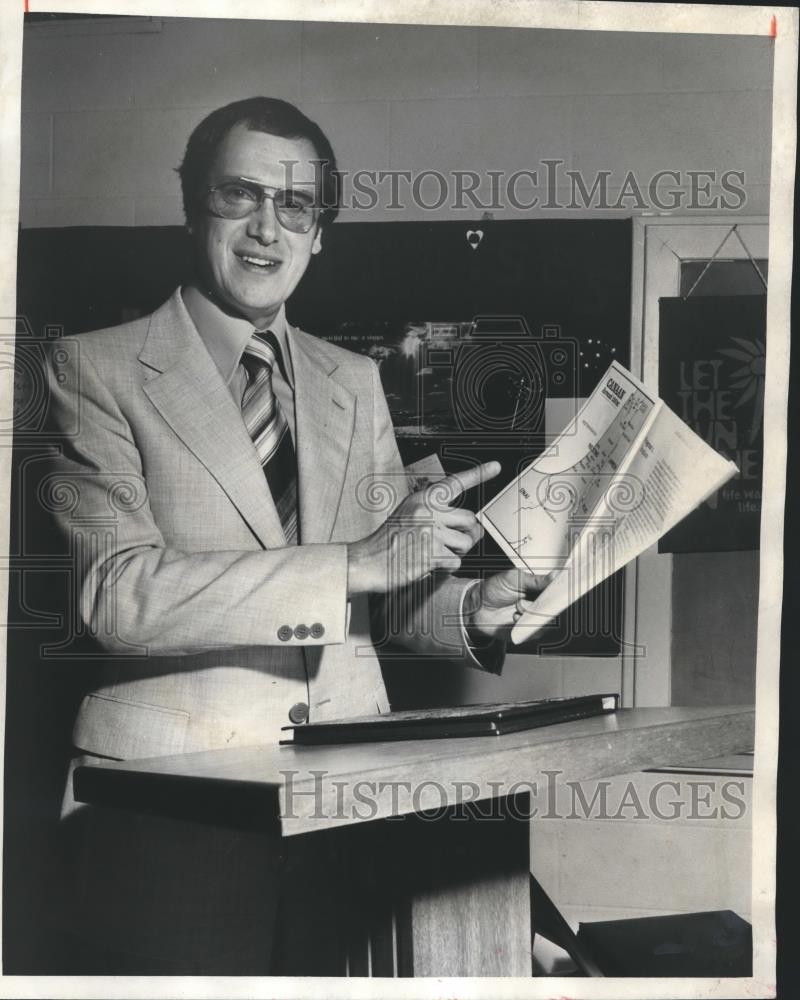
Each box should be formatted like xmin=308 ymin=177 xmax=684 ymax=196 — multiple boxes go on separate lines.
xmin=658 ymin=294 xmax=766 ymax=553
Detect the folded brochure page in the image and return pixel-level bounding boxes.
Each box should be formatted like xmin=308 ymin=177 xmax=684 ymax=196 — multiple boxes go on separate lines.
xmin=477 ymin=361 xmax=739 ymax=645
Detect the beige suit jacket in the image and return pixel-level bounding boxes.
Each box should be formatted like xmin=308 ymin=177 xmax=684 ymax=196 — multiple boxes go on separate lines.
xmin=45 ymin=289 xmax=503 ymax=971
xmin=47 ymin=290 xmax=493 ymax=806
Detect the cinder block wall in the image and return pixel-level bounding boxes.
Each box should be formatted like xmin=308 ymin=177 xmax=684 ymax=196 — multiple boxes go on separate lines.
xmin=20 ymin=18 xmax=773 ymax=226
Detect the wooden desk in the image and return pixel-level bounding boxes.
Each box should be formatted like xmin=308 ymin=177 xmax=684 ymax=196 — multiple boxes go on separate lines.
xmin=74 ymin=706 xmax=754 ymax=977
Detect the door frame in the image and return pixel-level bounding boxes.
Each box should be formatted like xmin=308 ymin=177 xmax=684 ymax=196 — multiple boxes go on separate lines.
xmin=624 ymin=216 xmax=769 ymax=706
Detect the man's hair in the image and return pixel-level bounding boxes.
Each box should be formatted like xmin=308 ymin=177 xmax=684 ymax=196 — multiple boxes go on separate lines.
xmin=177 ymin=96 xmax=340 ymax=228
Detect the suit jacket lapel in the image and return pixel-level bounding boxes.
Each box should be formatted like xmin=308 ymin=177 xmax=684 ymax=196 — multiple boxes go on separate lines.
xmin=138 ymin=292 xmax=287 ymax=550
xmin=289 ymin=326 xmax=356 ymax=544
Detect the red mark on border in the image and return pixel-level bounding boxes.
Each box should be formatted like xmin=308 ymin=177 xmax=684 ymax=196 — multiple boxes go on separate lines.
xmin=770 ymin=14 xmax=777 ymax=37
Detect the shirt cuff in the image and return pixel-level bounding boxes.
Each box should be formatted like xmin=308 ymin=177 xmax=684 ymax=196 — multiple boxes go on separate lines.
xmin=459 ymin=579 xmax=506 ymax=676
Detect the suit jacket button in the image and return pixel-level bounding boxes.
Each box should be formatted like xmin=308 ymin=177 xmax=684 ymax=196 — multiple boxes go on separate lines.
xmin=294 ymin=624 xmax=309 ymax=639
xmin=277 ymin=625 xmax=293 ymax=641
xmin=288 ymin=702 xmax=309 ymax=725
xmin=310 ymin=622 xmax=325 ymax=638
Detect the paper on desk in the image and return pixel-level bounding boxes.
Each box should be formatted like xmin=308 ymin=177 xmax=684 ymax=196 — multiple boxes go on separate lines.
xmin=477 ymin=362 xmax=739 ymax=644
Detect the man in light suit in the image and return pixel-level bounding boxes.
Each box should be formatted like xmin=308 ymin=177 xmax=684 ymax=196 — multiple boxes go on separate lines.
xmin=46 ymin=97 xmax=543 ymax=974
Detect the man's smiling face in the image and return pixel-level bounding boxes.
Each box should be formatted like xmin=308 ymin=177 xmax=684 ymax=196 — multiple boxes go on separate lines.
xmin=190 ymin=122 xmax=322 ymax=329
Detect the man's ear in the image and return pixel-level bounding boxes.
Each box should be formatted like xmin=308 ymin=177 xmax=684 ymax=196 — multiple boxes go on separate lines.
xmin=311 ymin=226 xmax=323 ymax=255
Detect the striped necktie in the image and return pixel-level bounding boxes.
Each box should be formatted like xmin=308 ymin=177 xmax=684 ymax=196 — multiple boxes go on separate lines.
xmin=241 ymin=330 xmax=298 ymax=544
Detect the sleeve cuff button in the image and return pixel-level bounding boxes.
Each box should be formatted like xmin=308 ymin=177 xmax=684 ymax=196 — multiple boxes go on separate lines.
xmin=288 ymin=702 xmax=309 ymax=724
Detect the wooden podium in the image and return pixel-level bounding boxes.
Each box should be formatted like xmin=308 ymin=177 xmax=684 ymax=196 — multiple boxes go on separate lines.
xmin=73 ymin=705 xmax=754 ymax=977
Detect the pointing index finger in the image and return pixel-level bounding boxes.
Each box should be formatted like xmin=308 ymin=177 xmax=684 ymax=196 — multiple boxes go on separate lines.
xmin=435 ymin=461 xmax=501 ymax=503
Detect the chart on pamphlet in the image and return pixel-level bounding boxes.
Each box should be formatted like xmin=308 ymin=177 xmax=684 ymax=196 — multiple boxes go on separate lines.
xmin=479 ymin=364 xmax=656 ymax=573
xmin=478 ymin=361 xmax=738 ymax=643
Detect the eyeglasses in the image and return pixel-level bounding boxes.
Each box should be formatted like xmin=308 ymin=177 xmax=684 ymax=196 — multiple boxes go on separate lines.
xmin=203 ymin=177 xmax=319 ymax=234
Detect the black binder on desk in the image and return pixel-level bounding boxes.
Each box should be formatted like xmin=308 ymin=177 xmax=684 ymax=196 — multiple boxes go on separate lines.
xmin=281 ymin=694 xmax=619 ymax=745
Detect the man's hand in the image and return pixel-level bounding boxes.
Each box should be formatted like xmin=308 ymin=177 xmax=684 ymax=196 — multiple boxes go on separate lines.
xmin=347 ymin=461 xmax=501 ymax=595
xmin=465 ymin=568 xmax=551 ymax=641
